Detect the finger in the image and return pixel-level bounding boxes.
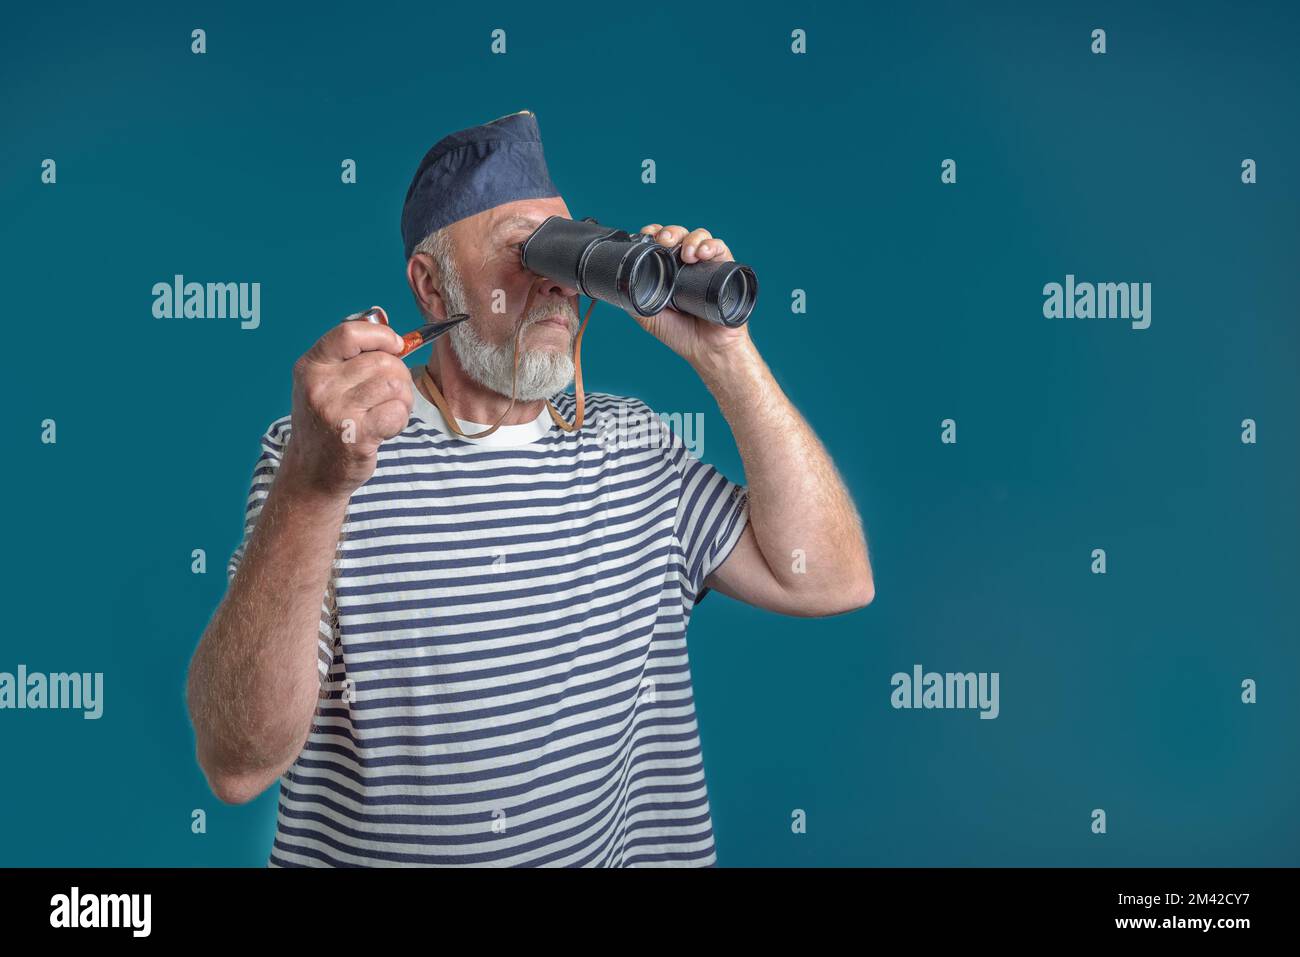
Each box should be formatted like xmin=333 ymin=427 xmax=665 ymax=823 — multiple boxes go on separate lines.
xmin=341 ymin=367 xmax=415 ymax=413
xmin=639 ymin=224 xmax=663 ymax=237
xmin=333 ymin=350 xmax=411 ymax=390
xmin=310 ymin=320 xmax=406 ymax=363
xmin=695 ymin=237 xmax=731 ymax=262
xmin=653 ymin=225 xmax=688 ymax=247
xmin=363 ymin=397 xmax=415 ymax=445
xmin=679 ymin=228 xmax=714 ymax=263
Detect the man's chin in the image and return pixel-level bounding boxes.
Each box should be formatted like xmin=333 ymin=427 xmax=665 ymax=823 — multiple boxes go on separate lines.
xmin=525 ymin=323 xmax=577 ymax=348
xmin=477 ymin=352 xmax=575 ymax=403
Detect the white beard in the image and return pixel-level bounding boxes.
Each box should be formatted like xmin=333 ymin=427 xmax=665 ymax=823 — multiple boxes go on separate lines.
xmin=449 ymin=300 xmax=579 ymax=402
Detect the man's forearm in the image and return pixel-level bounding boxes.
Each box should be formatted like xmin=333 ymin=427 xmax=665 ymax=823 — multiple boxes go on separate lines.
xmin=186 ymin=459 xmax=348 ymax=804
xmin=693 ymin=335 xmax=872 ymax=602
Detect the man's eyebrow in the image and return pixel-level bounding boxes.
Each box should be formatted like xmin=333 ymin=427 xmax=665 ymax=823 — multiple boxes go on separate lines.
xmin=491 ymin=215 xmax=545 ymax=239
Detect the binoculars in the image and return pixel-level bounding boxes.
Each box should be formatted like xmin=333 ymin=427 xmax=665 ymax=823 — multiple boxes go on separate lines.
xmin=521 ymin=216 xmax=758 ymax=327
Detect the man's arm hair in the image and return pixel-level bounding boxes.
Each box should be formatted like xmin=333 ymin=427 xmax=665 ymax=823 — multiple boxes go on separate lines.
xmin=696 ymin=339 xmax=874 ymax=617
xmin=186 ymin=459 xmax=348 ymax=805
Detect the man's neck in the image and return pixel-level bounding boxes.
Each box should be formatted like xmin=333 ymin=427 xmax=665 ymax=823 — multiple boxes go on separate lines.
xmin=422 ymin=341 xmax=547 ymax=426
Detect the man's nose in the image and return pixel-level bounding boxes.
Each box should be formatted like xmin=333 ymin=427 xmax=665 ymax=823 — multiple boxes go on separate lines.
xmin=535 ymin=274 xmax=580 ymax=300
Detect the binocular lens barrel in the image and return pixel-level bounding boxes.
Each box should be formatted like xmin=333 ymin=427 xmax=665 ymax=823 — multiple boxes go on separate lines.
xmin=581 ymin=232 xmax=677 ymax=316
xmin=521 ymin=216 xmax=757 ymax=325
xmin=668 ymin=258 xmax=757 ymax=328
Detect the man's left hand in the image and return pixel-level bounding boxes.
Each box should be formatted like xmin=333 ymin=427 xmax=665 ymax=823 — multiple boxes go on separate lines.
xmin=633 ymin=223 xmax=752 ymax=368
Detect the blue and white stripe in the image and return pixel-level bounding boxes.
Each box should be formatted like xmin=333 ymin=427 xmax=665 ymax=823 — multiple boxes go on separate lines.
xmin=228 ymin=386 xmax=748 ymax=867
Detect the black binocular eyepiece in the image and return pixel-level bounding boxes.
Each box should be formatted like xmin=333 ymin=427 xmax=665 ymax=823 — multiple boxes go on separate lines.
xmin=520 ymin=216 xmax=758 ymax=327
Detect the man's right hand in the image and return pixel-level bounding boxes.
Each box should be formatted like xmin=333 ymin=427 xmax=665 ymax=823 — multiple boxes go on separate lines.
xmin=280 ymin=311 xmax=415 ymax=499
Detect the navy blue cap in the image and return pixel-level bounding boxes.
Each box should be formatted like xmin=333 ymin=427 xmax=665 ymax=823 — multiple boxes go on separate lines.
xmin=400 ymin=110 xmax=561 ymax=260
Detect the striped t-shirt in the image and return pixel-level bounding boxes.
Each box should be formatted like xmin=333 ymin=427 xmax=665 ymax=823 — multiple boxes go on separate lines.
xmin=226 ymin=375 xmax=749 ymax=867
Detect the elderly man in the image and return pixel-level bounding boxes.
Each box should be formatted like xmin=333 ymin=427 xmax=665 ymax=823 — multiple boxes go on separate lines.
xmin=186 ymin=110 xmax=873 ymax=867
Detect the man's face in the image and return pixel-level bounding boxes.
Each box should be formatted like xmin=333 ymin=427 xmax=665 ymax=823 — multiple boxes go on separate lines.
xmin=440 ymin=197 xmax=582 ymax=400
xmin=463 ymin=197 xmax=579 ymax=343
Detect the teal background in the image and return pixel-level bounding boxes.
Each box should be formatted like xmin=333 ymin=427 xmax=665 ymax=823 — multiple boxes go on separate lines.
xmin=1 ymin=0 xmax=1297 ymax=866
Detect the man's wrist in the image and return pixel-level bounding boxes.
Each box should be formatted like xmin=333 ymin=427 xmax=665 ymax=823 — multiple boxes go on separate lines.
xmin=275 ymin=447 xmax=354 ymax=517
xmin=691 ymin=333 xmax=766 ymax=401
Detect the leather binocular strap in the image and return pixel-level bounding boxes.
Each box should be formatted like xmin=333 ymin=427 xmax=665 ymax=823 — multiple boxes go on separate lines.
xmin=417 ymin=282 xmax=596 ymax=440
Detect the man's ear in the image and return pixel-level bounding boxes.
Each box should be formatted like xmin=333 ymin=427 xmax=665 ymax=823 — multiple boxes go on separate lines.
xmin=406 ymin=252 xmax=447 ymax=322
